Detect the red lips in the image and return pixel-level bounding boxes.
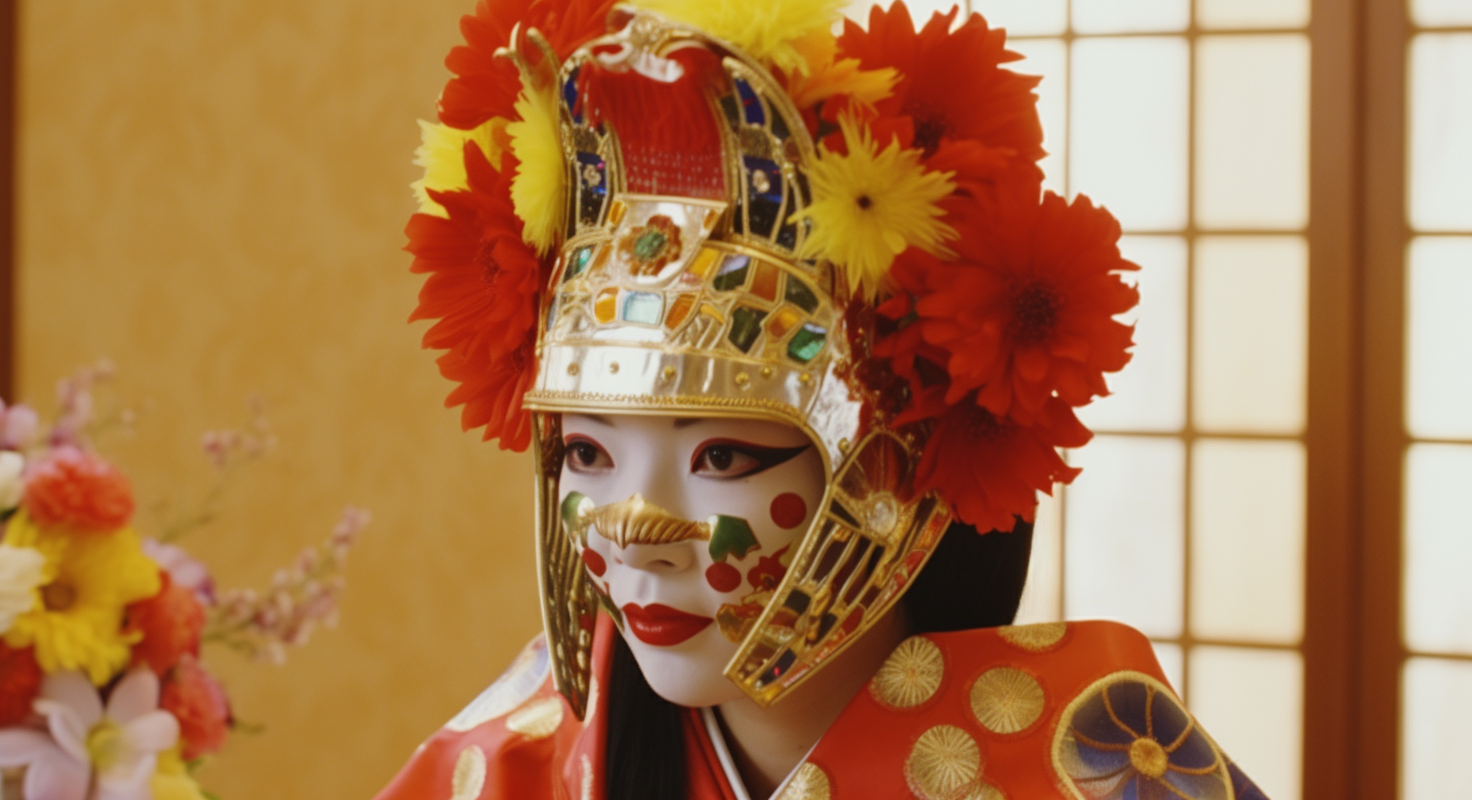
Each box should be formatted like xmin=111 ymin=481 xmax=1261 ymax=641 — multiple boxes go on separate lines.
xmin=620 ymin=603 xmax=713 ymax=646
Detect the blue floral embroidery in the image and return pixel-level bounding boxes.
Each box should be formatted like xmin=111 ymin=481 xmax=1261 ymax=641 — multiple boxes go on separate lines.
xmin=1054 ymin=673 xmax=1235 ymax=800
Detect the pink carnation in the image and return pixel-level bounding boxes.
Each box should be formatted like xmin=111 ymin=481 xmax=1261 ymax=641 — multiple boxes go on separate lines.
xmin=22 ymin=445 xmax=134 ymax=532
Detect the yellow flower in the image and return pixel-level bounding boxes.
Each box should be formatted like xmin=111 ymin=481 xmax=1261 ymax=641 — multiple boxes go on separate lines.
xmin=411 ymin=117 xmax=511 ymax=218
xmin=152 ymin=746 xmax=209 ymax=800
xmin=633 ymin=0 xmax=846 ymax=76
xmin=785 ymin=30 xmax=898 ymax=110
xmin=507 ymin=80 xmax=566 ymax=257
xmin=791 ymin=115 xmax=957 ymax=300
xmin=3 ymin=511 xmax=161 ymax=684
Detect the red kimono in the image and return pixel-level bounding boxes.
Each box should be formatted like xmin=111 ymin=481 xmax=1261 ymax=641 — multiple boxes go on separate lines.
xmin=376 ymin=618 xmax=1269 ymax=799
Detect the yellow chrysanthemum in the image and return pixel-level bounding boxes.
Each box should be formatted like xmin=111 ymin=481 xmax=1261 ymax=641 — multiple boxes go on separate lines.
xmin=411 ymin=117 xmax=511 ymax=218
xmin=152 ymin=746 xmax=209 ymax=800
xmin=786 ymin=30 xmax=898 ymax=110
xmin=633 ymin=0 xmax=846 ymax=76
xmin=791 ymin=115 xmax=957 ymax=300
xmin=507 ymin=80 xmax=566 ymax=257
xmin=3 ymin=511 xmax=161 ymax=685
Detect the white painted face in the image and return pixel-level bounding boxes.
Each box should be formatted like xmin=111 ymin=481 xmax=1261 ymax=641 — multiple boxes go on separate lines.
xmin=559 ymin=413 xmax=826 ymax=708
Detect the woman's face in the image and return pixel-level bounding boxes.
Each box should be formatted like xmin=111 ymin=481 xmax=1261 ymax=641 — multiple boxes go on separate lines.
xmin=559 ymin=413 xmax=826 ymax=707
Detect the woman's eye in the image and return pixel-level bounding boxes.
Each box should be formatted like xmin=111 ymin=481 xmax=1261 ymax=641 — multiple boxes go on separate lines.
xmin=694 ymin=446 xmax=759 ymax=477
xmin=691 ymin=441 xmax=809 ymax=479
xmin=564 ymin=437 xmax=612 ymax=472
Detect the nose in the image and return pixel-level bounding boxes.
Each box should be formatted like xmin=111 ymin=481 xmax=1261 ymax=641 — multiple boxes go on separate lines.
xmin=616 ymin=540 xmax=698 ymax=574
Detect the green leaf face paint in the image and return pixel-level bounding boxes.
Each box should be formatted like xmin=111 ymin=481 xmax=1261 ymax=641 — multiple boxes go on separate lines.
xmin=707 ymin=514 xmax=759 ymax=563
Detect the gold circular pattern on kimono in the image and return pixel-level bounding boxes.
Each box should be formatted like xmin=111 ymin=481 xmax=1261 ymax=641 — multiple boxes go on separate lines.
xmin=905 ymin=724 xmax=983 ymax=800
xmin=445 ymin=636 xmax=551 ymax=731
xmin=963 ymin=782 xmax=1006 ymax=800
xmin=969 ymin=667 xmax=1046 ymax=735
xmin=775 ymin=763 xmax=832 ymax=800
xmin=450 ymin=745 xmax=487 ymax=800
xmin=870 ymin=635 xmax=945 ymax=709
xmin=997 ymin=622 xmax=1068 ymax=653
xmin=506 ymin=696 xmax=564 ymax=740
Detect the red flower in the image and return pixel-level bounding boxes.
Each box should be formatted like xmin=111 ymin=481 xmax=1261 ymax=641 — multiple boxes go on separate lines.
xmin=161 ymin=654 xmax=231 ymax=760
xmin=913 ymin=188 xmax=1139 ymax=426
xmin=22 ymin=445 xmax=134 ymax=532
xmin=0 ymin=644 xmax=41 ymax=726
xmin=909 ymin=390 xmax=1089 ymax=532
xmin=127 ymin=572 xmax=207 ymax=675
xmin=407 ymin=146 xmax=545 ymax=450
xmin=439 ymin=0 xmax=618 ymax=129
xmin=837 ymin=3 xmax=1044 ymax=166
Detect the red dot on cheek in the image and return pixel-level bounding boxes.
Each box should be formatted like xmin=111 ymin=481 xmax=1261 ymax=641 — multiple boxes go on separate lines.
xmin=770 ymin=492 xmax=808 ymax=530
xmin=581 ymin=548 xmax=607 ymax=578
xmin=705 ymin=562 xmax=742 ymax=593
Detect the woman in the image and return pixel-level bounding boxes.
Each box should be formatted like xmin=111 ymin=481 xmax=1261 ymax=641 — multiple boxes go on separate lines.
xmin=379 ymin=1 xmax=1270 ymax=797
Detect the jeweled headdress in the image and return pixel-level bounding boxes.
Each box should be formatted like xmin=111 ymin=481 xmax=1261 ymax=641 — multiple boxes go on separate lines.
xmin=408 ymin=0 xmax=1140 ymax=716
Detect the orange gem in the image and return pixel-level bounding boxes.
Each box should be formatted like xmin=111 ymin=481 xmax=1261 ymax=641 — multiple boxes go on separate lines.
xmin=594 ymin=288 xmax=618 ymax=323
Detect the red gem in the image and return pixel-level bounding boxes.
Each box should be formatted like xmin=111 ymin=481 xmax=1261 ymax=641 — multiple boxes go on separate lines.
xmin=705 ymin=562 xmax=742 ymax=593
xmin=770 ymin=492 xmax=808 ymax=530
xmin=581 ymin=548 xmax=607 ymax=577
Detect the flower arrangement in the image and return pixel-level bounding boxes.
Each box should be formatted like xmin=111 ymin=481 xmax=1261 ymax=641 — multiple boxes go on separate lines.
xmin=406 ymin=0 xmax=1139 ymax=532
xmin=0 ymin=365 xmax=367 ymax=800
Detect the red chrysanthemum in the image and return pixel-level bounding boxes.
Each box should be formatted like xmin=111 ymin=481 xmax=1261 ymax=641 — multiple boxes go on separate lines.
xmin=838 ymin=3 xmax=1044 ymax=165
xmin=912 ymin=188 xmax=1139 ymax=426
xmin=161 ymin=653 xmax=231 ymax=760
xmin=22 ymin=445 xmax=134 ymax=533
xmin=908 ymin=390 xmax=1090 ymax=532
xmin=0 ymin=644 xmax=42 ymax=726
xmin=438 ymin=0 xmax=619 ymax=129
xmin=127 ymin=572 xmax=206 ymax=675
xmin=408 ymin=144 xmax=545 ymax=450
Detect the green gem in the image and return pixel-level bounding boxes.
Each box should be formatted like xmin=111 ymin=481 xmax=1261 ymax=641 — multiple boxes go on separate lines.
xmin=785 ymin=277 xmax=819 ymax=313
xmin=632 ymin=230 xmax=668 ymax=261
xmin=727 ymin=306 xmax=768 ymax=353
xmin=561 ymin=491 xmax=592 ymax=545
xmin=564 ymin=246 xmax=594 ymax=281
xmin=708 ymin=515 xmax=759 ymax=562
xmin=787 ymin=323 xmax=827 ymax=363
xmin=712 ymin=255 xmax=751 ymax=291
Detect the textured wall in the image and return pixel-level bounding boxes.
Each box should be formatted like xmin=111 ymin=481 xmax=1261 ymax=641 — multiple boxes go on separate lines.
xmin=16 ymin=3 xmax=541 ymax=798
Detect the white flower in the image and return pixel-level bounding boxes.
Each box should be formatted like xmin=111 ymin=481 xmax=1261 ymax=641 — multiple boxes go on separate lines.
xmin=0 ymin=450 xmax=24 ymax=510
xmin=0 ymin=542 xmax=46 ymax=634
xmin=0 ymin=669 xmax=179 ymax=800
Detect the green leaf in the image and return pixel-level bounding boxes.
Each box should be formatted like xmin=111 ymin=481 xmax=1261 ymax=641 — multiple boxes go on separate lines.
xmin=707 ymin=515 xmax=759 ymax=563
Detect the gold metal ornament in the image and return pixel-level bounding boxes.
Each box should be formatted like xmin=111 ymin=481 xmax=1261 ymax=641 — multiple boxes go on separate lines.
xmin=522 ymin=9 xmax=954 ymax=717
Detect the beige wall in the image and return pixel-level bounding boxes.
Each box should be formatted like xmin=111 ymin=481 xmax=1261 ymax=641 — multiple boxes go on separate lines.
xmin=17 ymin=3 xmax=541 ymax=798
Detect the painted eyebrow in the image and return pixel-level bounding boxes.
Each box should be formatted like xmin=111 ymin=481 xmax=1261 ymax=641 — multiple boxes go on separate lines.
xmin=672 ymin=417 xmax=704 ymax=429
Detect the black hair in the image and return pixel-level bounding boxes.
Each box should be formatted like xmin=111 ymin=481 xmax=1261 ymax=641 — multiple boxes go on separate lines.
xmin=603 ymin=518 xmax=1034 ymax=800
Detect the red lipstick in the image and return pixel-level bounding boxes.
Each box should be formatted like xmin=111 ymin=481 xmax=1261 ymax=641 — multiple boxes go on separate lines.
xmin=620 ymin=603 xmax=714 ymax=646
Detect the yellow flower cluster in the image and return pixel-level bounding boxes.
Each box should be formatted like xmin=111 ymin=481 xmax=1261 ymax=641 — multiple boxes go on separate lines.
xmin=2 ymin=510 xmax=161 ymax=684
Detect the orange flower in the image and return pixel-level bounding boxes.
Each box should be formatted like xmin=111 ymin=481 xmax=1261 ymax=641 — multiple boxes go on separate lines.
xmin=0 ymin=643 xmax=41 ymax=726
xmin=22 ymin=446 xmax=134 ymax=533
xmin=127 ymin=572 xmax=206 ymax=675
xmin=908 ymin=390 xmax=1089 ymax=532
xmin=913 ymin=188 xmax=1139 ymax=426
xmin=161 ymin=653 xmax=231 ymax=760
xmin=407 ymin=146 xmax=545 ymax=450
xmin=837 ymin=3 xmax=1044 ymax=164
xmin=438 ymin=0 xmax=617 ymax=129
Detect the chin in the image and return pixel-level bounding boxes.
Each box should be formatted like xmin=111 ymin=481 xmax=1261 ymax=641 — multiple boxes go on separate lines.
xmin=624 ymin=632 xmax=745 ymax=708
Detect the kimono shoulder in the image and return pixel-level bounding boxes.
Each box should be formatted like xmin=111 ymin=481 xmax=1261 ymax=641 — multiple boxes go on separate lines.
xmin=374 ymin=634 xmax=589 ymax=800
xmin=782 ymin=620 xmax=1271 ymax=800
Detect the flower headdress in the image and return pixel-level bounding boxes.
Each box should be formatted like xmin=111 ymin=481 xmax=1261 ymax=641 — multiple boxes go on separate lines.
xmin=408 ymin=0 xmax=1139 ymax=711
